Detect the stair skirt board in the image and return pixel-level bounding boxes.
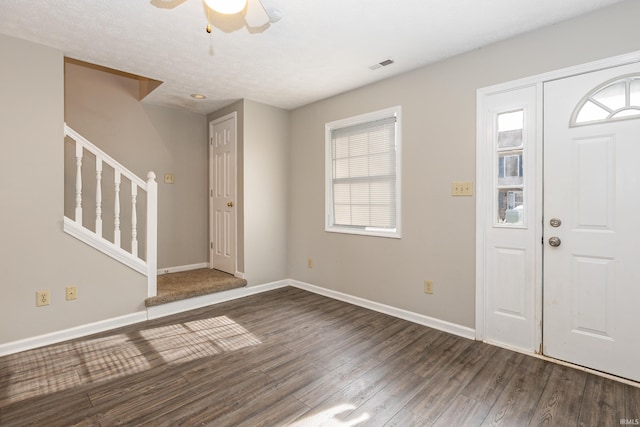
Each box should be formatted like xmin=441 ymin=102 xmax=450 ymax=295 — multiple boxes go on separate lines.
xmin=146 ymin=280 xmax=289 ymax=319
xmin=63 ymin=217 xmax=147 ymax=275
xmin=157 ymin=263 xmax=210 ymax=275
xmin=0 ymin=279 xmax=475 ymax=356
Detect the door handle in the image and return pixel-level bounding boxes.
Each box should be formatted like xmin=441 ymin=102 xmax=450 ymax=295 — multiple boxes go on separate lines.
xmin=227 ymin=201 xmax=234 ymax=207
xmin=548 ymin=236 xmax=561 ymax=247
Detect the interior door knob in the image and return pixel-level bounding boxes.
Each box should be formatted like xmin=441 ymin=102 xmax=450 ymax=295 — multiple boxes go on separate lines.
xmin=548 ymin=236 xmax=561 ymax=247
xmin=227 ymin=201 xmax=233 ymax=207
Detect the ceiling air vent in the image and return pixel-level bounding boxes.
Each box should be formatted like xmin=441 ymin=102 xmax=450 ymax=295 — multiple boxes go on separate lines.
xmin=369 ymin=59 xmax=395 ymax=71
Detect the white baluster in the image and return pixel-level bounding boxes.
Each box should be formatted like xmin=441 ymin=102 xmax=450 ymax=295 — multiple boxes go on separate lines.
xmin=75 ymin=144 xmax=83 ymax=226
xmin=95 ymin=159 xmax=103 ymax=237
xmin=131 ymin=182 xmax=138 ymax=258
xmin=114 ymin=171 xmax=121 ymax=247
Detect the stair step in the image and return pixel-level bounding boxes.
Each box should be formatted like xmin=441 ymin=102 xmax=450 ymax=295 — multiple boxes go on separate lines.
xmin=145 ymin=268 xmax=246 ymax=307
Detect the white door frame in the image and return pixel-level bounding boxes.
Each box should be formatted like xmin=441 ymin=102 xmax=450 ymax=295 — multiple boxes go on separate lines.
xmin=476 ymin=50 xmax=640 ymax=352
xmin=209 ymin=112 xmax=238 ymax=275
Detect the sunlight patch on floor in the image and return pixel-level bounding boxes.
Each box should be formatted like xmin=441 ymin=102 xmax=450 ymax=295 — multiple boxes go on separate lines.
xmin=140 ymin=316 xmax=262 ymax=364
xmin=2 ymin=316 xmax=261 ymax=406
xmin=288 ymin=404 xmax=370 ymax=426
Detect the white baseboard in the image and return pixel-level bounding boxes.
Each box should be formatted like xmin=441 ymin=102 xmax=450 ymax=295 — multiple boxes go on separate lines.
xmin=146 ymin=280 xmax=289 ymax=320
xmin=157 ymin=262 xmax=209 ymax=275
xmin=0 ymin=311 xmax=147 ymax=357
xmin=289 ymin=280 xmax=476 ymax=340
xmin=1 ymin=278 xmax=475 ymax=357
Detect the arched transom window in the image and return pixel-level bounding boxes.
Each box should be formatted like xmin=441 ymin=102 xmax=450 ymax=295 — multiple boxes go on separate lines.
xmin=571 ymin=74 xmax=640 ymax=126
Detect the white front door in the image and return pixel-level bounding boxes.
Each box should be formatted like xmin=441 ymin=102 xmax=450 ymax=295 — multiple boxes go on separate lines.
xmin=543 ymin=62 xmax=640 ymax=382
xmin=209 ymin=113 xmax=237 ymax=275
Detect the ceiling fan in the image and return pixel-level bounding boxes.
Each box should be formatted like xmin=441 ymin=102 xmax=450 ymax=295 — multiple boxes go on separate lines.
xmin=157 ymin=0 xmax=282 ymax=29
xmin=207 ymin=0 xmax=283 ymax=27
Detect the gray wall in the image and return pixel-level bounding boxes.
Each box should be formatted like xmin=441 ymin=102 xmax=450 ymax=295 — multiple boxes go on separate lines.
xmin=0 ymin=35 xmax=147 ymax=345
xmin=288 ymin=0 xmax=640 ymax=328
xmin=65 ymin=62 xmax=208 ymax=269
xmin=243 ymin=99 xmax=290 ymax=285
xmin=208 ymin=100 xmax=290 ymax=285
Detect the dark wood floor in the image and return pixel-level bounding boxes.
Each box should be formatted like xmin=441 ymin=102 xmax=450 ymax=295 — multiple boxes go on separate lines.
xmin=1 ymin=287 xmax=638 ymax=426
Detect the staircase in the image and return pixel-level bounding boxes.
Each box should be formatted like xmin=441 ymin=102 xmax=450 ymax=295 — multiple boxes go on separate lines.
xmin=63 ymin=124 xmax=158 ymax=297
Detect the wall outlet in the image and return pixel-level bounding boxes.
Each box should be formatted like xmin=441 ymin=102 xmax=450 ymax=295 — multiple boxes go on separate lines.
xmin=307 ymin=258 xmax=313 ymax=268
xmin=66 ymin=286 xmax=77 ymax=301
xmin=164 ymin=173 xmax=175 ymax=184
xmin=36 ymin=289 xmax=50 ymax=307
xmin=452 ymin=181 xmax=473 ymax=196
xmin=424 ymin=280 xmax=434 ymax=294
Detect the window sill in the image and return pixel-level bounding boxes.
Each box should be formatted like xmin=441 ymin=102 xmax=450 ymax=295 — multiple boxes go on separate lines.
xmin=325 ymin=226 xmax=401 ymax=239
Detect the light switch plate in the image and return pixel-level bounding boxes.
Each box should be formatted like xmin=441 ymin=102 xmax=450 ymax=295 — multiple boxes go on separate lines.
xmin=164 ymin=174 xmax=175 ymax=184
xmin=452 ymin=181 xmax=473 ymax=196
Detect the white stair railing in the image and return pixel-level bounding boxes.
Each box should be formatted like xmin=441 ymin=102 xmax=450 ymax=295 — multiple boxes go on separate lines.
xmin=63 ymin=124 xmax=157 ymax=297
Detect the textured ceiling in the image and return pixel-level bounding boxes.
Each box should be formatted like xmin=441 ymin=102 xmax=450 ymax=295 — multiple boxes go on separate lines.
xmin=0 ymin=0 xmax=625 ymax=114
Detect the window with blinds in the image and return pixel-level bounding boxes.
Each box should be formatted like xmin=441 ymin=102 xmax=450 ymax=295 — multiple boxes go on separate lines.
xmin=325 ymin=106 xmax=401 ymax=238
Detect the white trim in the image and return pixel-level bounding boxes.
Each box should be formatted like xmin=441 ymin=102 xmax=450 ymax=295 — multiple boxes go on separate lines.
xmin=63 ymin=217 xmax=147 ymax=276
xmin=146 ymin=173 xmax=158 ymax=297
xmin=234 ymin=271 xmax=245 ymax=279
xmin=325 ymin=105 xmax=402 ymax=239
xmin=477 ymin=50 xmax=640 ymax=99
xmin=475 ymin=91 xmax=488 ymax=341
xmin=289 ymin=280 xmax=475 ymax=340
xmin=533 ymin=83 xmax=545 ymax=354
xmin=0 ymin=311 xmax=147 ymax=357
xmin=146 ymin=280 xmax=289 ymax=320
xmin=476 ymin=50 xmax=640 ymax=349
xmin=157 ymin=262 xmax=209 ymax=275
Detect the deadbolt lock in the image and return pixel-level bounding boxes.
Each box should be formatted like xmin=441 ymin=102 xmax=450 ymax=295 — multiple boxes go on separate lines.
xmin=550 ymin=218 xmax=562 ymax=228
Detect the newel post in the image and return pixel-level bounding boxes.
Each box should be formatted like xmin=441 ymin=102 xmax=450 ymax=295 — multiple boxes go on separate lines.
xmin=146 ymin=171 xmax=158 ymax=297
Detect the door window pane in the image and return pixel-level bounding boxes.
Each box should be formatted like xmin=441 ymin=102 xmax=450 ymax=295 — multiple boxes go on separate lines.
xmin=573 ymin=75 xmax=640 ymax=126
xmin=497 ymin=110 xmax=523 ymax=149
xmin=576 ymin=101 xmax=609 ymax=123
xmin=630 ymin=79 xmax=640 ymax=105
xmin=498 ymin=153 xmax=523 ymax=186
xmin=611 ymin=109 xmax=640 ymax=118
xmin=593 ymin=81 xmax=626 ymax=110
xmin=497 ymin=189 xmax=524 ymax=224
xmin=496 ymin=109 xmax=525 ymax=226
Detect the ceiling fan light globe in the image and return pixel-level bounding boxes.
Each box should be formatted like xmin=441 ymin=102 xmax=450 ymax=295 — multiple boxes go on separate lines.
xmin=204 ymin=0 xmax=247 ymax=14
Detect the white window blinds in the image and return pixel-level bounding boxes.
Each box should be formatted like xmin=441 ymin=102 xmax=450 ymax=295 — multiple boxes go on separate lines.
xmin=326 ymin=107 xmax=401 ymax=238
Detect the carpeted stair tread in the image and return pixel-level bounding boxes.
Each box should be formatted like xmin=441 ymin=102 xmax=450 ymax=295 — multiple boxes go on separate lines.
xmin=145 ymin=268 xmax=247 ymax=307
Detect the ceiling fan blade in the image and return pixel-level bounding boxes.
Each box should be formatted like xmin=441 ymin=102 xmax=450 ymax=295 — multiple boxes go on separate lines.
xmin=258 ymin=0 xmax=283 ymax=23
xmin=245 ymin=0 xmax=270 ymax=27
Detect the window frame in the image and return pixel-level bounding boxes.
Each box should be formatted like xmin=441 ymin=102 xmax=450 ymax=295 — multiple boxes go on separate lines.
xmin=325 ymin=105 xmax=402 ymax=238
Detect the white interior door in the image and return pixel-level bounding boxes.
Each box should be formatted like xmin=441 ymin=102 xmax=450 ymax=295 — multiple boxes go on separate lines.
xmin=209 ymin=113 xmax=237 ymax=275
xmin=543 ymin=62 xmax=640 ymax=382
